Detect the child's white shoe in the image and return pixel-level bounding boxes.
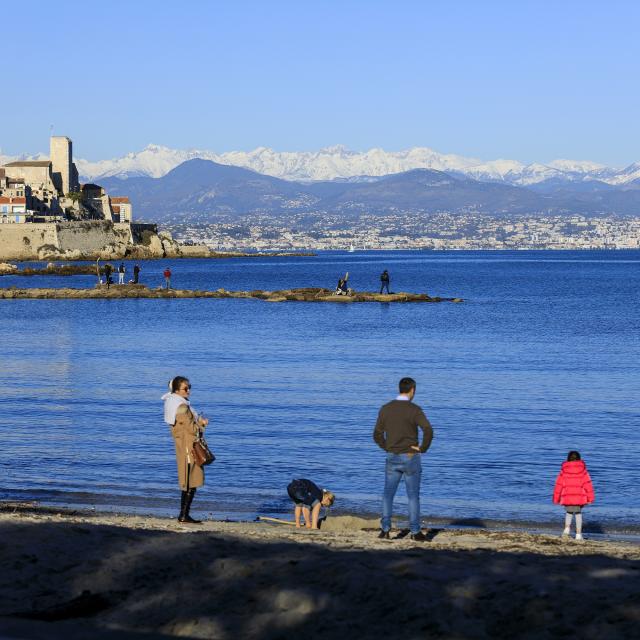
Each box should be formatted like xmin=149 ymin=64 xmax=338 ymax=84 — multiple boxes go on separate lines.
xmin=561 ymin=529 xmax=570 ymax=539
xmin=575 ymin=534 xmax=584 ymax=542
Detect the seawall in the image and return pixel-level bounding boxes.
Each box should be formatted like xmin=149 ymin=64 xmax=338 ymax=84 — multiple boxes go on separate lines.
xmin=0 ymin=221 xmax=171 ymax=260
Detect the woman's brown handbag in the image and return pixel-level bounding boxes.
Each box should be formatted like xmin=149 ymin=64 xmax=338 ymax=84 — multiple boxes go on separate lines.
xmin=192 ymin=435 xmax=215 ymax=466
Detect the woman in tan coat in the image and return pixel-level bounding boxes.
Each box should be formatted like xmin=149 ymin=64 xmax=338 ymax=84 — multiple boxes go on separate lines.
xmin=162 ymin=376 xmax=209 ymax=523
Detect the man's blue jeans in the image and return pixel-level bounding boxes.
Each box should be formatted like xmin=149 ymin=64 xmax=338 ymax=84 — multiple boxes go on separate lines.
xmin=381 ymin=452 xmax=422 ymax=534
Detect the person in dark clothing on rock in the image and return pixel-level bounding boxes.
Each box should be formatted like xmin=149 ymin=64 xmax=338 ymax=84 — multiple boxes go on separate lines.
xmin=334 ymin=272 xmax=351 ymax=296
xmin=103 ymin=263 xmax=113 ymax=289
xmin=380 ymin=270 xmax=390 ymax=294
xmin=133 ymin=264 xmax=140 ymax=284
xmin=373 ymin=377 xmax=434 ymax=541
xmin=287 ymin=479 xmax=335 ymax=529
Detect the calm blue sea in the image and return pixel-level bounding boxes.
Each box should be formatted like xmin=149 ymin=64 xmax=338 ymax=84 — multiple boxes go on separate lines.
xmin=1 ymin=251 xmax=639 ymax=533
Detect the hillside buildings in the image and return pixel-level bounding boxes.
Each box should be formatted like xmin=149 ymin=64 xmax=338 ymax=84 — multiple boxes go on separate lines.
xmin=0 ymin=136 xmax=132 ymax=224
xmin=168 ymin=213 xmax=640 ymax=251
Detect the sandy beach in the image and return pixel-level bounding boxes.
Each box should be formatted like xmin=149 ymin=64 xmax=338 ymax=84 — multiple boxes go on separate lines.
xmin=0 ymin=504 xmax=638 ymax=639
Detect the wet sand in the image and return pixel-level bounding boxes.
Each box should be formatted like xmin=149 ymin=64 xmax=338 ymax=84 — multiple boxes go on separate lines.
xmin=0 ymin=505 xmax=638 ymax=639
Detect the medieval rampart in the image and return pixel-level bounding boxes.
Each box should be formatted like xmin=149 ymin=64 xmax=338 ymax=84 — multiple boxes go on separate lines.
xmin=0 ymin=221 xmax=154 ymax=260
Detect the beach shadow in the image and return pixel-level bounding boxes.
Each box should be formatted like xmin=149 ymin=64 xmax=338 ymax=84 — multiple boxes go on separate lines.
xmin=1 ymin=518 xmax=639 ymax=640
xmin=585 ymin=521 xmax=607 ymax=534
xmin=449 ymin=517 xmax=487 ymax=528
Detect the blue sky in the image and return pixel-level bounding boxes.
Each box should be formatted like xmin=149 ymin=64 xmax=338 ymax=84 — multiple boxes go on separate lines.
xmin=3 ymin=1 xmax=639 ymax=166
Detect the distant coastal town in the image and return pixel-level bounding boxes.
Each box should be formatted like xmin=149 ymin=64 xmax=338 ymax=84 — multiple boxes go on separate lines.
xmin=3 ymin=136 xmax=639 ymax=254
xmin=168 ymin=213 xmax=640 ymax=252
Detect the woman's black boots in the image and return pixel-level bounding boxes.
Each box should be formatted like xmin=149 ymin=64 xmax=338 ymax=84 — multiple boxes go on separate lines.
xmin=178 ymin=488 xmax=201 ymax=524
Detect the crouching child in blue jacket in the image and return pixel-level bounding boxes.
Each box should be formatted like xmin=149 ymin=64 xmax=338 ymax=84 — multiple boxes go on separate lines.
xmin=287 ymin=478 xmax=335 ymax=529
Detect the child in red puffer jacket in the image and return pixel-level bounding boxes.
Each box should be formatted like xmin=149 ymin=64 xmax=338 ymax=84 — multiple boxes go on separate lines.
xmin=553 ymin=450 xmax=595 ymax=541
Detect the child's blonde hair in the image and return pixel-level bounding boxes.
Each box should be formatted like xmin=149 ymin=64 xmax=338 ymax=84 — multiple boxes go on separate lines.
xmin=323 ymin=490 xmax=335 ymax=507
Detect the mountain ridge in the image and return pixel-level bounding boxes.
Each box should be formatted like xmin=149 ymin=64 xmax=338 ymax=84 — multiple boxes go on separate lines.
xmin=5 ymin=144 xmax=639 ymax=188
xmin=99 ymin=158 xmax=640 ymax=222
xmin=69 ymin=144 xmax=640 ymax=187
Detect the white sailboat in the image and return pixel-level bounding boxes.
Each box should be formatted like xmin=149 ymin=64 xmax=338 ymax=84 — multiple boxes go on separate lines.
xmin=348 ymin=243 xmax=355 ymax=253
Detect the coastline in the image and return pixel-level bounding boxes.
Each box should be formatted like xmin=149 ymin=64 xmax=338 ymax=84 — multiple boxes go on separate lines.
xmin=4 ymin=500 xmax=639 ymax=542
xmin=0 ymin=252 xmax=315 ymax=267
xmin=1 ymin=503 xmax=638 ymax=639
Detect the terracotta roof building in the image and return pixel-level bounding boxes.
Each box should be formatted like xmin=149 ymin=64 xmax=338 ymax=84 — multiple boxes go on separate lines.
xmin=109 ymin=196 xmax=132 ymax=222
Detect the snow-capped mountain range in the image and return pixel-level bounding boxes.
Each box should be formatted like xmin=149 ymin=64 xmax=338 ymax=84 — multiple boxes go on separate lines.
xmin=3 ymin=144 xmax=640 ymax=187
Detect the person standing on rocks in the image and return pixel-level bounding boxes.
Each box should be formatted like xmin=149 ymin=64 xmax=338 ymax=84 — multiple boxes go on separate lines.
xmin=373 ymin=377 xmax=434 ymax=541
xmin=380 ymin=270 xmax=391 ymax=294
xmin=104 ymin=263 xmax=113 ymax=289
xmin=163 ymin=267 xmax=172 ymax=290
xmin=133 ymin=263 xmax=140 ymax=284
xmin=162 ymin=376 xmax=209 ymax=523
xmin=118 ymin=262 xmax=126 ymax=285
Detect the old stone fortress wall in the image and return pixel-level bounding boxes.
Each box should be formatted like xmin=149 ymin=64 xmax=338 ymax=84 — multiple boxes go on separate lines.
xmin=0 ymin=220 xmax=147 ymax=260
xmin=0 ymin=135 xmax=164 ymax=260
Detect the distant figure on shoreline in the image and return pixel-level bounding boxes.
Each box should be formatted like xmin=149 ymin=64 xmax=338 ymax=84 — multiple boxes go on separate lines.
xmin=118 ymin=262 xmax=125 ymax=285
xmin=163 ymin=267 xmax=172 ymax=289
xmin=132 ymin=263 xmax=140 ymax=284
xmin=553 ymin=450 xmax=595 ymax=542
xmin=287 ymin=479 xmax=335 ymax=529
xmin=103 ymin=263 xmax=113 ymax=289
xmin=380 ymin=270 xmax=390 ymax=294
xmin=373 ymin=377 xmax=434 ymax=541
xmin=162 ymin=376 xmax=209 ymax=524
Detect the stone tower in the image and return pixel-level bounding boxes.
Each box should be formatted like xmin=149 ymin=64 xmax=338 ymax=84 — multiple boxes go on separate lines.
xmin=50 ymin=136 xmax=74 ymax=195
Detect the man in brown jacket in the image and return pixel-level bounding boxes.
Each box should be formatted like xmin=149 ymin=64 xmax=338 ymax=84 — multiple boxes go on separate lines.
xmin=373 ymin=377 xmax=434 ymax=541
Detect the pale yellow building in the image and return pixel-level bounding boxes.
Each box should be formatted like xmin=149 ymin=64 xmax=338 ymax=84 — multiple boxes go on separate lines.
xmin=50 ymin=136 xmax=79 ymax=195
xmin=110 ymin=196 xmax=132 ymax=222
xmin=0 ymin=162 xmax=60 ymax=213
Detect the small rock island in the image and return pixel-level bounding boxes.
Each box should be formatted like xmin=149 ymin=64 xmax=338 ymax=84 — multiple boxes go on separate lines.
xmin=0 ymin=285 xmax=463 ymax=303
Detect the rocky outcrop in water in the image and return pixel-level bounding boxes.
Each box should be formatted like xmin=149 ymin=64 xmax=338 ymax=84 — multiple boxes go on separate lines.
xmin=1 ymin=263 xmax=98 ymax=276
xmin=0 ymin=263 xmax=18 ymax=274
xmin=0 ymin=285 xmax=463 ymax=303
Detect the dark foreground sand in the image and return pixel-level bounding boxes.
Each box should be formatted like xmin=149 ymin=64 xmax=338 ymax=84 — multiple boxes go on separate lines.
xmin=0 ymin=506 xmax=638 ymax=639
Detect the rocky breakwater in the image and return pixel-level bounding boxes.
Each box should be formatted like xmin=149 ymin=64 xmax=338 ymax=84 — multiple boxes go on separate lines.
xmin=0 ymin=263 xmax=18 ymax=275
xmin=0 ymin=262 xmax=99 ymax=276
xmin=0 ymin=285 xmax=463 ymax=303
xmin=239 ymin=288 xmax=463 ymax=303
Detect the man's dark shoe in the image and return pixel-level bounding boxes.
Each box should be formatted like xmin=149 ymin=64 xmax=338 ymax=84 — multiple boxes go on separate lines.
xmin=393 ymin=528 xmax=410 ymax=540
xmin=410 ymin=531 xmax=429 ymax=542
xmin=378 ymin=530 xmax=390 ymax=539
